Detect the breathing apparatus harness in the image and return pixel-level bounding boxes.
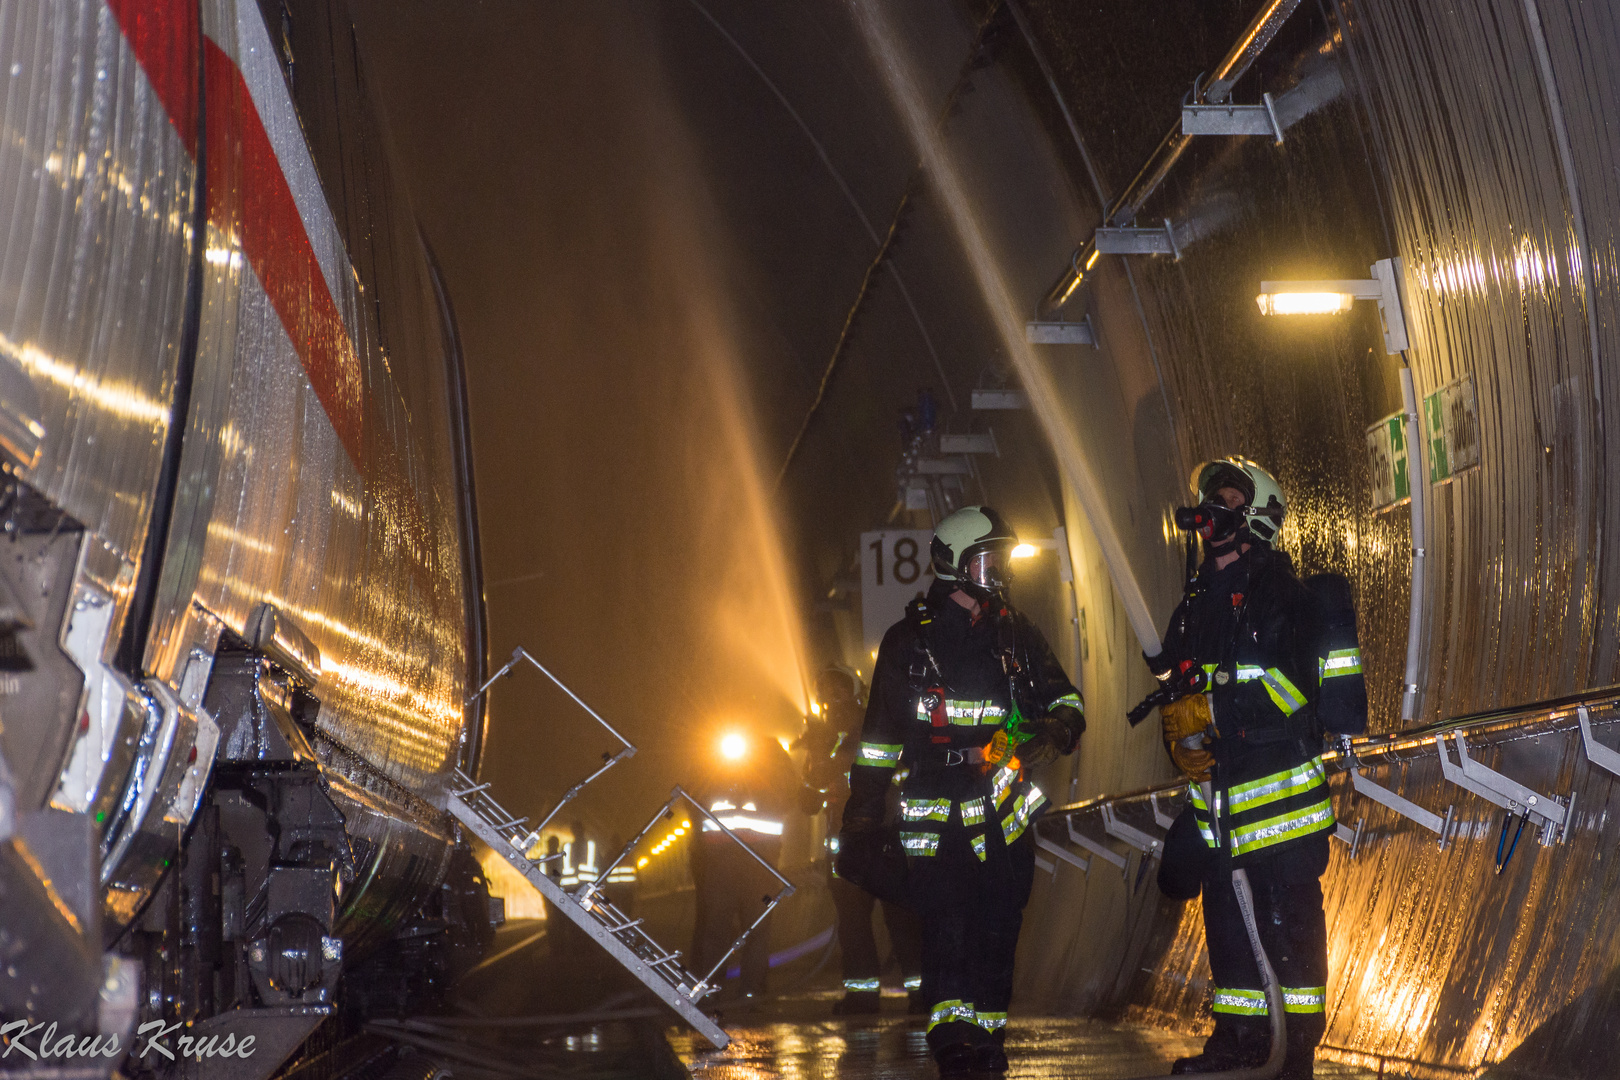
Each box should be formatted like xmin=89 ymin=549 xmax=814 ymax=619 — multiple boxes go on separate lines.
xmin=904 ymin=592 xmax=1040 ymax=772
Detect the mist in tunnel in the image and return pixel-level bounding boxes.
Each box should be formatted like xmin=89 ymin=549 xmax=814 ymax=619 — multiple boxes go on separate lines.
xmin=349 ymin=2 xmax=809 ymax=832
xmin=350 ymin=0 xmax=1620 ymax=1074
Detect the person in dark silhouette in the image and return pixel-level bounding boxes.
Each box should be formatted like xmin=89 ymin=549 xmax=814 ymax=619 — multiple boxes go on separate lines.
xmin=841 ymin=506 xmax=1083 ymax=1079
xmin=688 ymin=727 xmax=803 ymax=1004
xmin=1150 ymin=458 xmax=1357 ymax=1080
xmin=801 ymin=665 xmax=923 ymax=1015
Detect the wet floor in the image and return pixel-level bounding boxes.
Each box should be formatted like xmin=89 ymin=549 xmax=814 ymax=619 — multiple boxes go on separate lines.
xmin=668 ymin=992 xmax=1381 ymax=1079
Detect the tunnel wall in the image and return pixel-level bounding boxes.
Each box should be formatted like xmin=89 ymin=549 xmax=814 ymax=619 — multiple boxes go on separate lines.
xmin=1001 ymin=0 xmax=1620 ymax=1075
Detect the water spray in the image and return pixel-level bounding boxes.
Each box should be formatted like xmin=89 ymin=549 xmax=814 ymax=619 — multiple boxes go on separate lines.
xmin=844 ymin=0 xmax=1164 ymax=654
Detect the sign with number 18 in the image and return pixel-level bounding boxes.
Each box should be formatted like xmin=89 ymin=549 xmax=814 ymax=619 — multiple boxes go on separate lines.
xmin=860 ymin=530 xmax=935 ymax=661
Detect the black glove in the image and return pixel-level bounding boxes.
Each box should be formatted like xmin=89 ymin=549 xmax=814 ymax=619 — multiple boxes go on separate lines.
xmin=1017 ymin=715 xmax=1078 ymax=768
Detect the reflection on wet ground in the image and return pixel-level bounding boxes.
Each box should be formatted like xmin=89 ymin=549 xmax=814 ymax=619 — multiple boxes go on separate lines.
xmin=669 ymin=992 xmax=1380 ymax=1079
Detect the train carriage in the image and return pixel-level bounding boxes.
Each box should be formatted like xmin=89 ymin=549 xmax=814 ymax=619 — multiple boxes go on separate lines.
xmin=0 ymin=0 xmax=489 ymax=1071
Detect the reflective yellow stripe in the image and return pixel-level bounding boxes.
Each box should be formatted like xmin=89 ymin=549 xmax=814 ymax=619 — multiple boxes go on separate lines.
xmin=904 ymin=975 xmax=922 ymax=990
xmin=928 ymin=1000 xmax=976 ymax=1030
xmin=901 ymin=798 xmax=951 ymax=822
xmin=915 ymin=699 xmax=1008 ymax=725
xmin=1228 ymin=757 xmax=1327 ymax=812
xmin=844 ymin=978 xmax=880 ymax=992
xmin=971 ymin=833 xmax=987 ymax=861
xmin=1261 ymin=667 xmax=1307 ymax=715
xmin=900 ymin=831 xmax=940 ymax=856
xmin=976 ymin=1011 xmax=1007 ymax=1030
xmin=858 ymin=742 xmax=902 ymax=765
xmin=1235 ymin=665 xmax=1267 ymax=682
xmin=960 ymin=797 xmax=986 ymax=826
xmin=1213 ymin=988 xmax=1268 ymax=1015
xmin=1047 ymin=692 xmax=1083 ymax=713
xmin=1320 ymin=649 xmax=1362 ymax=679
xmin=1213 ymin=987 xmax=1326 ymax=1015
xmin=991 ymin=766 xmax=1018 ymax=809
xmin=1229 ymin=797 xmax=1335 ymax=856
xmin=1000 ymin=785 xmax=1046 ymax=844
xmin=1188 ymin=781 xmax=1209 ymax=811
xmin=1284 ymin=986 xmax=1326 ymax=1013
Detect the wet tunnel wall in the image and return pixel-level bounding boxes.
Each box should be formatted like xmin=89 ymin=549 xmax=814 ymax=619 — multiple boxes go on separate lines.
xmin=975 ymin=0 xmax=1620 ymax=1075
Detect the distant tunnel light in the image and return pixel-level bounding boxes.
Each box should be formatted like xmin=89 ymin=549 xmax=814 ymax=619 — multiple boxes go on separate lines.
xmin=720 ymin=733 xmax=748 ymax=760
xmin=1256 ymin=290 xmax=1356 ymax=316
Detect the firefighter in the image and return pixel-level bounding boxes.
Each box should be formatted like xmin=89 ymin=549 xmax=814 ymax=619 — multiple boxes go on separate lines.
xmin=839 ymin=506 xmax=1084 ymax=1078
xmin=689 ymin=725 xmax=802 ymax=1004
xmin=1150 ymin=458 xmax=1349 ymax=1079
xmin=802 ymin=665 xmax=924 ymax=1015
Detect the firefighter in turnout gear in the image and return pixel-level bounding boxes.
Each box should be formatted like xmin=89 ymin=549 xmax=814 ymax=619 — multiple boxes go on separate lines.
xmin=1150 ymin=458 xmax=1362 ymax=1079
xmin=801 ymin=666 xmax=924 ymax=1014
xmin=840 ymin=506 xmax=1084 ymax=1078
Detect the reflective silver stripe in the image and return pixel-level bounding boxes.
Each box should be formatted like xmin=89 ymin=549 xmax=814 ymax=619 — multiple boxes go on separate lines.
xmin=904 ymin=975 xmax=922 ymax=990
xmin=1048 ymin=692 xmax=1083 ymax=712
xmin=901 ymin=798 xmax=951 ymax=822
xmin=1228 ymin=757 xmax=1327 ymax=812
xmin=971 ymin=833 xmax=987 ymax=861
xmin=1230 ymin=798 xmax=1335 ymax=856
xmin=858 ymin=742 xmax=902 ymax=765
xmin=844 ymin=978 xmax=880 ymax=992
xmin=1261 ymin=667 xmax=1307 ymax=715
xmin=1321 ymin=649 xmax=1363 ymax=678
xmin=976 ymin=1011 xmax=1007 ymax=1030
xmin=960 ymin=797 xmax=986 ymax=825
xmin=900 ymin=831 xmax=940 ymax=855
xmin=1213 ymin=988 xmax=1269 ymax=1015
xmin=991 ymin=766 xmax=1018 ymax=809
xmin=1283 ymin=986 xmax=1327 ymax=1013
xmin=915 ymin=699 xmax=1007 ymax=725
xmin=1188 ymin=781 xmax=1210 ymax=811
xmin=1235 ymin=665 xmax=1266 ymax=681
xmin=928 ymin=1000 xmax=976 ymax=1030
xmin=1000 ymin=785 xmax=1046 ymax=844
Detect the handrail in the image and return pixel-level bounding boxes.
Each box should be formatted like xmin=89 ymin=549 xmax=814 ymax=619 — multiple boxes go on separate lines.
xmin=1048 ymin=685 xmax=1620 ymax=819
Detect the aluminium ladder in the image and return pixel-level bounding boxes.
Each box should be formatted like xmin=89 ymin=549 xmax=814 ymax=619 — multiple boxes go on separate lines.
xmin=449 ymin=769 xmax=735 ymax=1049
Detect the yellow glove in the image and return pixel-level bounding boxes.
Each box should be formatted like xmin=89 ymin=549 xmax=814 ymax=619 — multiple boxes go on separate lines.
xmin=1160 ymin=694 xmax=1213 ymax=782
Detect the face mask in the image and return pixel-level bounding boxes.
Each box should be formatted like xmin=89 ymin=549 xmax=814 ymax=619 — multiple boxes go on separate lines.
xmin=1173 ymin=501 xmax=1243 ymax=542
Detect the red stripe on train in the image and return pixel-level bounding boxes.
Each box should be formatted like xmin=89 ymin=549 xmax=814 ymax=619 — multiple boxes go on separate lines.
xmin=204 ymin=38 xmax=365 ymax=462
xmin=107 ymin=1 xmax=365 ymax=465
xmin=105 ymin=0 xmax=198 ymax=156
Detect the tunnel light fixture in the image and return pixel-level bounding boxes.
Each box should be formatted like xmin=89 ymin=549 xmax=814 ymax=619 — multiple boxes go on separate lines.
xmin=1010 ymin=543 xmax=1040 ymax=559
xmin=719 ymin=733 xmax=747 ymax=760
xmin=1255 ymin=258 xmax=1409 ymax=353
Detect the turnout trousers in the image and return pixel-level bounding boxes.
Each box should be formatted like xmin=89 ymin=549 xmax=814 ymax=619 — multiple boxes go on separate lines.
xmin=908 ymin=822 xmax=1035 ymax=1057
xmin=830 ymin=872 xmax=922 ymax=992
xmin=1200 ymin=832 xmax=1330 ymax=1072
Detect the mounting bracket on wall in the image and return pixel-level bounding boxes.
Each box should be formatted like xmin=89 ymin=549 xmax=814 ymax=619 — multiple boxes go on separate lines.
xmin=1577 ymin=706 xmax=1620 ymax=779
xmin=1349 ymin=766 xmax=1455 ymax=849
xmin=1101 ymin=802 xmax=1163 ymax=860
xmin=1149 ymin=791 xmax=1177 ymax=831
xmin=1025 ymin=312 xmax=1097 ymax=346
xmin=1066 ymin=813 xmax=1128 ymax=874
xmin=1182 ymin=91 xmax=1284 ymax=143
xmin=1093 ymin=220 xmax=1182 ymax=260
xmin=1035 ymin=833 xmax=1090 ymax=877
xmin=1437 ymin=731 xmax=1573 ymax=844
xmin=1331 ymin=817 xmax=1364 ymax=859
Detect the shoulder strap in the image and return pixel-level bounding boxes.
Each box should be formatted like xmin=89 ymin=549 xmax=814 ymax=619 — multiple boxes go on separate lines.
xmin=904 ymin=597 xmax=941 ymax=694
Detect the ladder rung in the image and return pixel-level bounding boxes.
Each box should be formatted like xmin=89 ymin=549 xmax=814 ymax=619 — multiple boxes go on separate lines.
xmin=453 ymin=782 xmax=493 ymax=796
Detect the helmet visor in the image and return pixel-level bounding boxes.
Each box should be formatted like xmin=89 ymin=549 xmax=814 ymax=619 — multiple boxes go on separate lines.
xmin=964 ymin=548 xmax=1014 ymax=592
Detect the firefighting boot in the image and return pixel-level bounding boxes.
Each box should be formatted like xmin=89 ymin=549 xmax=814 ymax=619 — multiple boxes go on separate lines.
xmin=1278 ymin=1013 xmax=1325 ymax=1079
xmin=934 ymin=1043 xmax=979 ymax=1079
xmin=971 ymin=1042 xmax=1009 ymax=1076
xmin=1171 ymin=1018 xmax=1269 ymax=1074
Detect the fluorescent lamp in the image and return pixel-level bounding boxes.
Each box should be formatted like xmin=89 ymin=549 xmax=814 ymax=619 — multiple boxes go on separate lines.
xmin=1255 ymin=291 xmax=1355 ymax=316
xmin=1255 ymin=259 xmax=1409 ymax=353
